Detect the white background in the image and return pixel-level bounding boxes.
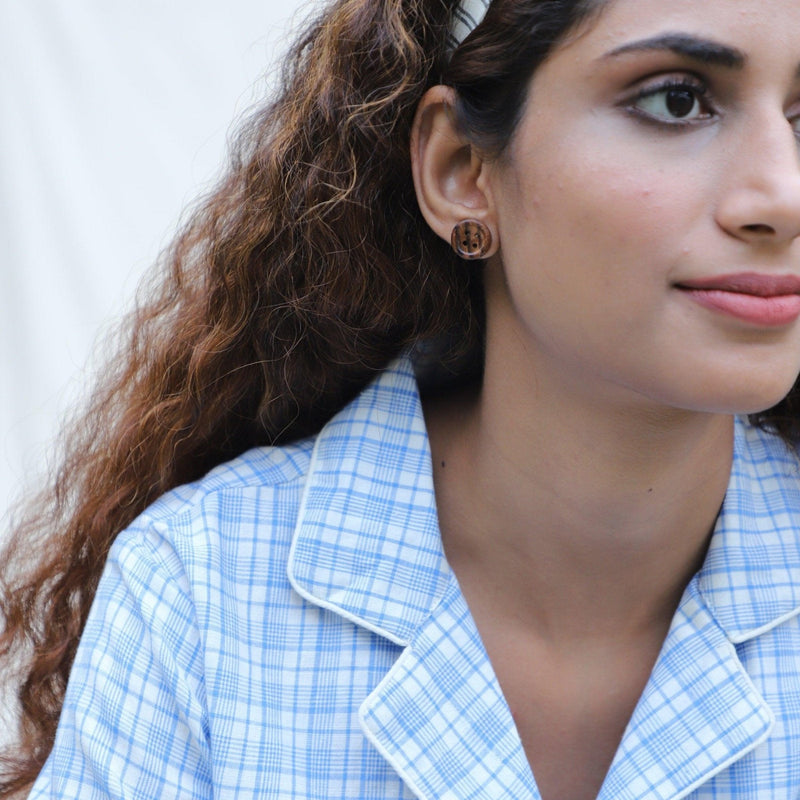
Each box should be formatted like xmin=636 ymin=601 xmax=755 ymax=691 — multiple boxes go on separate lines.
xmin=0 ymin=0 xmax=314 ymax=527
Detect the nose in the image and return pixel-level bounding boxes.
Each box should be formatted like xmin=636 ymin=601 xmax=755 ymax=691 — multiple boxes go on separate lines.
xmin=716 ymin=115 xmax=800 ymax=245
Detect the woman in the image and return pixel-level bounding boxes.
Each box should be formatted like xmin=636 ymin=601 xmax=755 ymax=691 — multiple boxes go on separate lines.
xmin=3 ymin=0 xmax=800 ymax=796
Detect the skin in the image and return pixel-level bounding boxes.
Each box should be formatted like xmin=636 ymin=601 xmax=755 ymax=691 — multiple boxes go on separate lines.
xmin=411 ymin=1 xmax=800 ymax=798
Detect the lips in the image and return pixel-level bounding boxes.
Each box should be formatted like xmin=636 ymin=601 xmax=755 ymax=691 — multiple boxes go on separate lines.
xmin=676 ymin=272 xmax=800 ymax=297
xmin=676 ymin=272 xmax=800 ymax=326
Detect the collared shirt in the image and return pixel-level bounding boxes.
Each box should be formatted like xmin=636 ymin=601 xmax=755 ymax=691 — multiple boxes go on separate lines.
xmin=29 ymin=358 xmax=800 ymax=799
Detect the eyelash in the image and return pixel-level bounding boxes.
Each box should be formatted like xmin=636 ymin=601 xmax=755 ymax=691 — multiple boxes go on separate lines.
xmin=624 ymin=75 xmax=800 ymax=142
xmin=627 ymin=76 xmax=714 ymax=127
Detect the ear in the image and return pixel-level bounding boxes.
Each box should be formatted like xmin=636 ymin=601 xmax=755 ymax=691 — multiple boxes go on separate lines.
xmin=410 ymin=85 xmax=499 ymax=257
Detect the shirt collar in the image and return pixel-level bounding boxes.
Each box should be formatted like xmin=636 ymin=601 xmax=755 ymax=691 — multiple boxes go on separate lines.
xmin=287 ymin=356 xmax=452 ymax=645
xmin=697 ymin=416 xmax=800 ymax=642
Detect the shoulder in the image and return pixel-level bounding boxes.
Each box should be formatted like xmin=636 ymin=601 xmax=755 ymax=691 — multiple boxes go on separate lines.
xmin=139 ymin=436 xmax=315 ymax=532
xmin=105 ymin=438 xmax=316 ymax=612
xmin=97 ymin=354 xmax=430 ymax=644
xmin=30 ymin=438 xmax=330 ymax=799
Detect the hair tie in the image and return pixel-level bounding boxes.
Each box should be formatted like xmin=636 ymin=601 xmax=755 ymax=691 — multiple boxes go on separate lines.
xmin=446 ymin=0 xmax=491 ymax=53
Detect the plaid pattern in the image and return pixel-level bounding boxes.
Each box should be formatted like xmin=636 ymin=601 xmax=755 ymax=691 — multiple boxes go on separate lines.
xmin=30 ymin=358 xmax=800 ymax=798
xmin=446 ymin=0 xmax=491 ymax=52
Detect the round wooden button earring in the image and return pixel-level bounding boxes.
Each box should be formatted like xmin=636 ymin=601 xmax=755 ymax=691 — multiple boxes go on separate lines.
xmin=450 ymin=219 xmax=492 ymax=260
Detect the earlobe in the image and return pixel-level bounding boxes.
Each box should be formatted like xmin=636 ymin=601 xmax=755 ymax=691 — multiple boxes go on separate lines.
xmin=410 ymin=85 xmax=498 ymax=257
xmin=451 ymin=219 xmax=493 ymax=259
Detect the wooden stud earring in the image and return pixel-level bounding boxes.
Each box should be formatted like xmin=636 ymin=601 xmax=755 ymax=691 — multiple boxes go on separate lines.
xmin=450 ymin=219 xmax=492 ymax=260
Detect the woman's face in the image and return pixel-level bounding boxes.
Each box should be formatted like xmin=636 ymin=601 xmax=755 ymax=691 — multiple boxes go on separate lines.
xmin=484 ymin=0 xmax=800 ymax=415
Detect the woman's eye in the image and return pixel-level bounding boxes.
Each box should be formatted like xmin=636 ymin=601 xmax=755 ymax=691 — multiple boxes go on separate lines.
xmin=631 ymin=82 xmax=711 ymax=123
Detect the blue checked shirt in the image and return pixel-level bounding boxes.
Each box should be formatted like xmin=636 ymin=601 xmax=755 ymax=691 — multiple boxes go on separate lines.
xmin=29 ymin=357 xmax=800 ymax=799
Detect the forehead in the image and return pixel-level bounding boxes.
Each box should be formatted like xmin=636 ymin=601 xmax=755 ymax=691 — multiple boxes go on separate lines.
xmin=578 ymin=0 xmax=800 ymax=62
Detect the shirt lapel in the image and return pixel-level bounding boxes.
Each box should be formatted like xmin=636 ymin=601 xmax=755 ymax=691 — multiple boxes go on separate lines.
xmin=359 ymin=579 xmax=537 ymax=800
xmin=600 ymin=416 xmax=800 ymax=800
xmin=598 ymin=579 xmax=773 ymax=800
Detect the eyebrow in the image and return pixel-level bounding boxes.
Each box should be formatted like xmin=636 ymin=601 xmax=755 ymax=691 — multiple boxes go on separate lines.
xmin=602 ymin=33 xmax=746 ymax=70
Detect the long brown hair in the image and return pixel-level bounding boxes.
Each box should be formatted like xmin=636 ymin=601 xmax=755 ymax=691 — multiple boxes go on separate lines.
xmin=1 ymin=0 xmax=799 ymax=792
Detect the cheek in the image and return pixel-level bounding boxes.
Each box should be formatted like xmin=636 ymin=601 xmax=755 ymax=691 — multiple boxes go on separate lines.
xmin=493 ymin=123 xmax=718 ymax=329
xmin=510 ymin=123 xmax=710 ymax=252
xmin=558 ymin=167 xmax=689 ymax=246
xmin=500 ymin=166 xmax=668 ymax=290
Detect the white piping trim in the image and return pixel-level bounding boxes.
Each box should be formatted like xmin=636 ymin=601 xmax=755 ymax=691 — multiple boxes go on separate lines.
xmin=286 ymin=431 xmax=410 ymax=647
xmin=667 ymin=638 xmax=774 ymax=800
xmin=729 ymin=603 xmax=800 ymax=644
xmin=358 ymin=647 xmax=432 ymax=800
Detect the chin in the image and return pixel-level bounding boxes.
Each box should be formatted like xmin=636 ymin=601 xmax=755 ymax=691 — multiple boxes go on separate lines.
xmin=671 ymin=357 xmax=800 ymax=416
xmin=701 ymin=383 xmax=797 ymax=416
xmin=639 ymin=373 xmax=797 ymax=417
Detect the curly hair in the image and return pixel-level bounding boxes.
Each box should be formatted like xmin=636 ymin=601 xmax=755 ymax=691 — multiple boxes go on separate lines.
xmin=1 ymin=0 xmax=798 ymax=792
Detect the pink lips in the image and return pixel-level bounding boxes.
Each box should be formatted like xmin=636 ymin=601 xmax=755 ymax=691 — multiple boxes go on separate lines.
xmin=677 ymin=272 xmax=800 ymax=326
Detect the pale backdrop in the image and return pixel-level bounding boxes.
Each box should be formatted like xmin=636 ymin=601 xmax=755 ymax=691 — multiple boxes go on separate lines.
xmin=1 ymin=0 xmax=315 ymax=526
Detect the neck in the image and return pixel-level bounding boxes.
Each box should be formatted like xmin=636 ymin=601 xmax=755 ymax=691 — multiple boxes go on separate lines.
xmin=425 ymin=337 xmax=733 ymax=645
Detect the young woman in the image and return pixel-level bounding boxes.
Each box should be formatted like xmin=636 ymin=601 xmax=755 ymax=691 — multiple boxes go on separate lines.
xmin=3 ymin=0 xmax=800 ymax=797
